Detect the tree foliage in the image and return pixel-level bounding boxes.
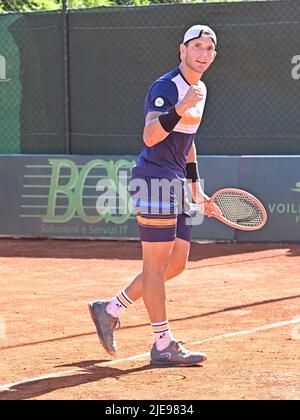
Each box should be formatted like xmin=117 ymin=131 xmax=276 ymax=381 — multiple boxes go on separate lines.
xmin=0 ymin=0 xmax=61 ymax=12
xmin=0 ymin=0 xmax=268 ymax=13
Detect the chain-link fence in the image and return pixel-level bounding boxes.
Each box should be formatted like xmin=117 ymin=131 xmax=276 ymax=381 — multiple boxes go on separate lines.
xmin=0 ymin=0 xmax=300 ymax=155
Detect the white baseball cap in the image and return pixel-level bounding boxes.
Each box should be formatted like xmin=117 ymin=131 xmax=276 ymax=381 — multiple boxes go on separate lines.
xmin=183 ymin=25 xmax=217 ymax=46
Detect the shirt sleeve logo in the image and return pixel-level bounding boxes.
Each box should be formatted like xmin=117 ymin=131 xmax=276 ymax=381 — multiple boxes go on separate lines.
xmin=155 ymin=97 xmax=164 ymax=107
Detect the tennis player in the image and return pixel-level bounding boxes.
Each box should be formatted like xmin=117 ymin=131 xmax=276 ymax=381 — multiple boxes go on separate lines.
xmin=89 ymin=25 xmax=217 ymax=366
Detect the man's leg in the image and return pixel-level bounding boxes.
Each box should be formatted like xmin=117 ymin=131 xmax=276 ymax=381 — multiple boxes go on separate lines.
xmin=124 ymin=237 xmax=190 ymax=302
xmin=140 ymin=240 xmax=174 ymax=324
xmin=88 ymin=215 xmax=191 ymax=354
xmin=94 ymin=238 xmax=189 ymax=342
xmin=122 ymin=211 xmax=192 ymax=303
xmin=140 ymin=239 xmax=206 ymax=366
xmin=88 ymin=240 xmax=174 ymax=357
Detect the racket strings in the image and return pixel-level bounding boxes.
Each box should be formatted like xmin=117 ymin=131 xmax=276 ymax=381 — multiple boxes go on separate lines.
xmin=214 ymin=192 xmax=265 ymax=228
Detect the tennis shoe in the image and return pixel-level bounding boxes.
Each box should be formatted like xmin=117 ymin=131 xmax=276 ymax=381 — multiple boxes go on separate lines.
xmin=88 ymin=300 xmax=120 ymax=357
xmin=150 ymin=340 xmax=207 ymax=367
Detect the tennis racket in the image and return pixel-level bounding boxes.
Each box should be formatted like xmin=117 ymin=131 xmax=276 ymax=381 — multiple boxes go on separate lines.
xmin=190 ymin=188 xmax=267 ymax=231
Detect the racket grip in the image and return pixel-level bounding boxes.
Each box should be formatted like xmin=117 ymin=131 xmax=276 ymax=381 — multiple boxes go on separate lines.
xmin=189 ymin=201 xmax=216 ymax=217
xmin=204 ymin=201 xmax=219 ymax=218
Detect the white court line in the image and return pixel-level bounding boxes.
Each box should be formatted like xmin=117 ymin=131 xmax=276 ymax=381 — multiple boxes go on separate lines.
xmin=190 ymin=317 xmax=300 ymax=346
xmin=1 ymin=317 xmax=300 ymax=393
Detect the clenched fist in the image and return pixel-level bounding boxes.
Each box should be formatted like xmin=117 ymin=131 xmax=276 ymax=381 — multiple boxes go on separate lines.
xmin=175 ymin=85 xmax=204 ymax=116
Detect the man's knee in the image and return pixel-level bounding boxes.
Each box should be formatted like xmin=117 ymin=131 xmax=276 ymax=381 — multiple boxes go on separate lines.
xmin=143 ymin=264 xmax=169 ymax=279
xmin=177 ymin=262 xmax=187 ymax=276
xmin=166 ymin=261 xmax=187 ymax=280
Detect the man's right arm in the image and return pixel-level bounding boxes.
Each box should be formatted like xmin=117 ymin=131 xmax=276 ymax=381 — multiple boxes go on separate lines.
xmin=143 ymin=85 xmax=205 ymax=148
xmin=143 ymin=111 xmax=168 ymax=148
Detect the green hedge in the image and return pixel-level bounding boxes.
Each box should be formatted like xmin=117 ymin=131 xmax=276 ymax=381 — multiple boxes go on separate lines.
xmin=0 ymin=0 xmax=268 ymax=13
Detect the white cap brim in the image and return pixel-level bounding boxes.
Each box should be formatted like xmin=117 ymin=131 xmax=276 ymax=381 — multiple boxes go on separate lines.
xmin=183 ymin=25 xmax=217 ymax=46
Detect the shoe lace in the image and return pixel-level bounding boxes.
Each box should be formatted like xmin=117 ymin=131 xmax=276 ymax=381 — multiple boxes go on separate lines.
xmin=174 ymin=341 xmax=189 ymax=354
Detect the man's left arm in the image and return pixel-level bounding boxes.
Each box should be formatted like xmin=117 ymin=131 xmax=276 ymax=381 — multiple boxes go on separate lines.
xmin=186 ymin=142 xmax=210 ymax=204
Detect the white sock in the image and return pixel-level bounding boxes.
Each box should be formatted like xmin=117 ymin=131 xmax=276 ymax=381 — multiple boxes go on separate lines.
xmin=106 ymin=290 xmax=133 ymax=318
xmin=152 ymin=321 xmax=173 ymax=351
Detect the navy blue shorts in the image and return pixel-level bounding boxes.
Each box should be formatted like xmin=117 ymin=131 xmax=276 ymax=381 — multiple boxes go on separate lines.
xmin=129 ymin=175 xmax=192 ymax=243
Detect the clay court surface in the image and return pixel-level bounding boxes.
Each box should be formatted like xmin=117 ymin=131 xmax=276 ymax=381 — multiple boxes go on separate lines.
xmin=0 ymin=238 xmax=299 ymax=400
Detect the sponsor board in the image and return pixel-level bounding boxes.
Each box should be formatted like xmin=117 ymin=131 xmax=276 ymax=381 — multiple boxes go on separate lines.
xmin=0 ymin=155 xmax=299 ymax=242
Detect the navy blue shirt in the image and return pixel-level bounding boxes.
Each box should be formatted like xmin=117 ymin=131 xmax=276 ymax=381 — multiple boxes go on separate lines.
xmin=132 ymin=67 xmax=207 ymax=181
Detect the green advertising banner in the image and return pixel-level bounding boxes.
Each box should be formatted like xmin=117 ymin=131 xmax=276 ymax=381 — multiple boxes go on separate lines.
xmin=236 ymin=156 xmax=300 ymax=242
xmin=2 ymin=155 xmax=139 ymax=239
xmin=0 ymin=155 xmax=299 ymax=242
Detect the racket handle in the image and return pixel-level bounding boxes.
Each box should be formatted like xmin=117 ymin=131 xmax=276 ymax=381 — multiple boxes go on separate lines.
xmin=189 ymin=202 xmax=219 ymax=218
